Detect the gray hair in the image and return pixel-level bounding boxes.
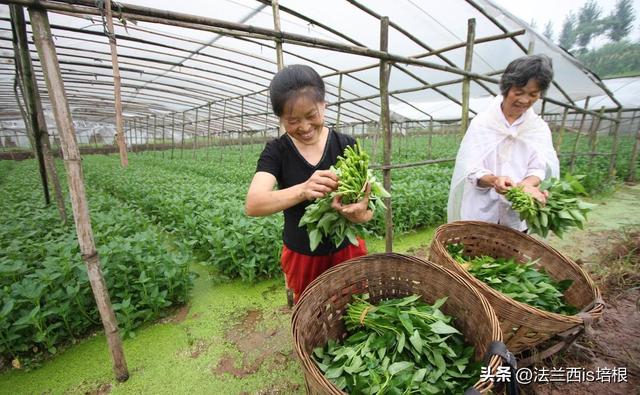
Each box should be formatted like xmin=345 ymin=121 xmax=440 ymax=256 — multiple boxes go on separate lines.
xmin=499 ymin=55 xmax=554 ymax=96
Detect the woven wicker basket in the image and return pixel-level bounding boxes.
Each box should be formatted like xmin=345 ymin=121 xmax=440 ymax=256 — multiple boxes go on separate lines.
xmin=429 ymin=221 xmax=604 ymax=356
xmin=291 ymin=253 xmax=503 ymax=394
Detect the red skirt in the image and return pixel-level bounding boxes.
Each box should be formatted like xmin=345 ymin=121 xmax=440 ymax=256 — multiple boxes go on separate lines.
xmin=281 ymin=238 xmax=367 ymax=303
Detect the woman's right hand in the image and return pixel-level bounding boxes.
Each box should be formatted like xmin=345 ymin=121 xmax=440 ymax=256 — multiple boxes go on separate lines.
xmin=491 ymin=176 xmax=514 ymax=194
xmin=300 ymin=170 xmax=338 ymax=200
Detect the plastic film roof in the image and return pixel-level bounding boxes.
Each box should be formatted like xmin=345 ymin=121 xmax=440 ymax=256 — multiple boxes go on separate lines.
xmin=0 ymin=0 xmax=619 ymax=138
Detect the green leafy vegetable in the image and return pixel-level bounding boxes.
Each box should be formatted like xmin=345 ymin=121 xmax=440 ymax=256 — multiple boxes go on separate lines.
xmin=506 ymin=174 xmax=596 ymax=238
xmin=447 ymin=243 xmax=578 ymax=315
xmin=299 ymin=141 xmax=390 ymax=251
xmin=312 ymin=294 xmax=481 ymax=394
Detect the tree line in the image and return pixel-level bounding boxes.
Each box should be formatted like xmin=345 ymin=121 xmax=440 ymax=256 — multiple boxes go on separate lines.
xmin=538 ymin=0 xmax=639 ymax=78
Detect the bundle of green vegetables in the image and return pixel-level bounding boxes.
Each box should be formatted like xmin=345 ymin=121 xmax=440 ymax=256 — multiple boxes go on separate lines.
xmin=312 ymin=294 xmax=481 ymax=394
xmin=299 ymin=142 xmax=390 ymax=251
xmin=447 ymin=243 xmax=578 ymax=315
xmin=505 ymin=174 xmax=596 ymax=238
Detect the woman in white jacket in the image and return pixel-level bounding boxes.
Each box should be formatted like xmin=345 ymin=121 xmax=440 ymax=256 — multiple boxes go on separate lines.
xmin=447 ymin=55 xmax=560 ymax=231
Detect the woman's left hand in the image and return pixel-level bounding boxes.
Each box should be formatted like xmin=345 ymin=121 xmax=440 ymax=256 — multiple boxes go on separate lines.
xmin=332 ymin=183 xmax=373 ymax=224
xmin=518 ymin=183 xmax=549 ymax=205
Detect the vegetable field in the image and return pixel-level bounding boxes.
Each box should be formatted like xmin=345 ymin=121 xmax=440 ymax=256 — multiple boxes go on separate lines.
xmin=1 ymin=130 xmax=639 ymax=393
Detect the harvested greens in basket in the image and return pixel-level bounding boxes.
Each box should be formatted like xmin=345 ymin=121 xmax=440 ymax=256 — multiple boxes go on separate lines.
xmin=299 ymin=141 xmax=390 ymax=251
xmin=312 ymin=294 xmax=481 ymax=394
xmin=505 ymin=174 xmax=596 ymax=238
xmin=447 ymin=243 xmax=578 ymax=315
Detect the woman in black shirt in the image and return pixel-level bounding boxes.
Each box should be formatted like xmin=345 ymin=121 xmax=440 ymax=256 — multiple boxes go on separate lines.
xmin=245 ymin=65 xmax=372 ymax=303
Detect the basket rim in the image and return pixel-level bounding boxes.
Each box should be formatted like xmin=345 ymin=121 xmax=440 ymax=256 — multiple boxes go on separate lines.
xmin=291 ymin=252 xmax=504 ymax=394
xmin=431 ymin=221 xmax=604 ymax=324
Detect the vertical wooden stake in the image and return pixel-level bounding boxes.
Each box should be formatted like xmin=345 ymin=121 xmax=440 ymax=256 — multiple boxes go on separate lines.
xmin=569 ymin=97 xmax=590 ymax=173
xmin=103 ymin=0 xmax=128 ymax=167
xmin=588 ymin=107 xmax=605 ymax=169
xmin=271 ymin=0 xmax=284 ymax=71
xmin=379 ymin=17 xmax=393 ymax=253
xmin=554 ymin=107 xmax=568 ymax=154
xmin=336 ymin=73 xmax=343 ymax=127
xmin=193 ymin=107 xmax=198 ymax=159
xmin=627 ymin=124 xmax=640 ymax=183
xmin=181 ymin=111 xmax=185 ymax=158
xmin=460 ymin=18 xmax=475 ymax=136
xmin=608 ymin=109 xmax=622 ymax=178
xmin=206 ymin=103 xmax=212 ymax=159
xmin=171 ymin=113 xmax=175 ymax=159
xmin=28 ymin=6 xmax=128 ymax=382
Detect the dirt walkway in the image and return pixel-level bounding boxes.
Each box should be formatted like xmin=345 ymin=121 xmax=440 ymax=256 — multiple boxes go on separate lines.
xmin=525 ymin=183 xmax=640 ymax=395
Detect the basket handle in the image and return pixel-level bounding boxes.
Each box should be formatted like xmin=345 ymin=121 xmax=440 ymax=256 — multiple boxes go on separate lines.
xmin=464 ymin=341 xmax=519 ymax=395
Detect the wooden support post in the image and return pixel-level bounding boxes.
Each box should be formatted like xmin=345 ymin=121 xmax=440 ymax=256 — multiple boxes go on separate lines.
xmin=103 ymin=0 xmax=128 ymax=167
xmin=588 ymin=107 xmax=605 ymax=169
xmin=171 ymin=113 xmax=175 ymax=159
xmin=271 ymin=0 xmax=284 ymax=71
xmin=460 ymin=18 xmax=475 ymax=136
xmin=608 ymin=109 xmax=622 ymax=178
xmin=554 ymin=107 xmax=568 ymax=154
xmin=240 ymin=96 xmax=244 ymax=158
xmin=221 ymin=100 xmax=227 ymax=162
xmin=540 ymin=99 xmax=546 ymax=118
xmin=336 ymin=73 xmax=343 ymax=127
xmin=379 ymin=17 xmax=393 ymax=253
xmin=134 ymin=118 xmax=138 ymax=153
xmin=206 ymin=102 xmax=212 ymax=159
xmin=11 ymin=5 xmax=50 ymax=205
xmin=569 ymin=97 xmax=590 ymax=173
xmin=193 ymin=107 xmax=198 ymax=159
xmin=628 ymin=124 xmax=640 ymax=183
xmin=161 ymin=115 xmax=165 ymax=158
xmin=180 ymin=111 xmax=185 ymax=158
xmin=28 ymin=6 xmax=128 ymax=382
xmin=428 ymin=119 xmax=433 ymax=159
xmin=145 ymin=115 xmax=149 ymax=153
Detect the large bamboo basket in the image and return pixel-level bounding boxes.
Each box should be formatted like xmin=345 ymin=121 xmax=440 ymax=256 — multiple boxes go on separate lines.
xmin=429 ymin=221 xmax=604 ymax=356
xmin=291 ymin=253 xmax=503 ymax=394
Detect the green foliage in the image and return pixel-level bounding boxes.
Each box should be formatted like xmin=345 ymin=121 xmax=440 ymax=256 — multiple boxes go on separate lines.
xmin=505 ymin=175 xmax=596 ymax=238
xmin=575 ymin=40 xmax=640 ymax=77
xmin=447 ymin=244 xmax=578 ymax=315
xmin=300 ymin=142 xmax=390 ymax=251
xmin=0 ymin=162 xmax=193 ymax=367
xmin=313 ymin=294 xmax=480 ymax=394
xmin=576 ymin=0 xmax=606 ymax=49
xmin=559 ymin=13 xmax=578 ymax=50
xmin=607 ymin=0 xmax=636 ymax=42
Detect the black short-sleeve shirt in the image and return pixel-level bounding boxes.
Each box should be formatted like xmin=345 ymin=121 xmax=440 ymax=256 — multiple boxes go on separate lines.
xmin=256 ymin=130 xmax=356 ymax=256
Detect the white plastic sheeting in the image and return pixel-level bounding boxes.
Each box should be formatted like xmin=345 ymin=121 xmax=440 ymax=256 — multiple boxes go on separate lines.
xmin=0 ymin=0 xmax=619 ymax=136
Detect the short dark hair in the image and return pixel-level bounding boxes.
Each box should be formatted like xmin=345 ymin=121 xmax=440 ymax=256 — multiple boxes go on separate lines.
xmin=269 ymin=64 xmax=325 ymax=117
xmin=500 ymin=55 xmax=554 ymax=96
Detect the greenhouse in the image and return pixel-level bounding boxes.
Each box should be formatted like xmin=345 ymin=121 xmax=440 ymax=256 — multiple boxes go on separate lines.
xmin=0 ymin=0 xmax=638 ymax=394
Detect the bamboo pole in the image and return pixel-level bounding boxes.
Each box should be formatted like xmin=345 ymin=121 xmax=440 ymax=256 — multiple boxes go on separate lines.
xmin=221 ymin=100 xmax=227 ymax=162
xmin=161 ymin=115 xmax=165 ymax=158
xmin=240 ymin=96 xmax=244 ymax=158
xmin=554 ymin=107 xmax=568 ymax=154
xmin=193 ymin=107 xmax=198 ymax=159
xmin=608 ymin=109 xmax=622 ymax=178
xmin=379 ymin=17 xmax=392 ymax=253
xmin=11 ymin=5 xmax=50 ymax=205
xmin=628 ymin=125 xmax=640 ymax=183
xmin=271 ymin=0 xmax=284 ymax=70
xmin=101 ymin=0 xmax=129 ymax=166
xmin=588 ymin=107 xmax=605 ymax=169
xmin=336 ymin=73 xmax=343 ymax=127
xmin=206 ymin=102 xmax=212 ymax=159
xmin=569 ymin=97 xmax=590 ymax=173
xmin=428 ymin=119 xmax=433 ymax=159
xmin=28 ymin=6 xmax=128 ymax=381
xmin=171 ymin=113 xmax=175 ymax=159
xmin=180 ymin=111 xmax=185 ymax=158
xmin=460 ymin=18 xmax=475 ymax=136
